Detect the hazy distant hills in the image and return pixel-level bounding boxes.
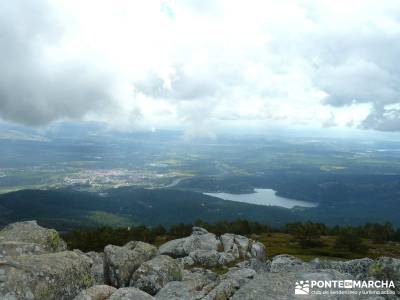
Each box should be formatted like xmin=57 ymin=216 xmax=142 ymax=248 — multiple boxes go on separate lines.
xmin=0 ymin=187 xmax=298 ymax=231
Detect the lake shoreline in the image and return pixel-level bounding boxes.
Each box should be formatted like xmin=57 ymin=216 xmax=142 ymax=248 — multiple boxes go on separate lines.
xmin=204 ymin=188 xmax=318 ymax=209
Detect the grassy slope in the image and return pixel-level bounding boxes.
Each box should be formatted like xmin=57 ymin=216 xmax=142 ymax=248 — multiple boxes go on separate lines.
xmin=256 ymin=232 xmax=400 ymax=261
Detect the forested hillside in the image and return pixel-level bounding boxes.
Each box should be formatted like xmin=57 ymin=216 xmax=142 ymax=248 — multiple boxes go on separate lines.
xmin=0 ymin=187 xmax=296 ymax=231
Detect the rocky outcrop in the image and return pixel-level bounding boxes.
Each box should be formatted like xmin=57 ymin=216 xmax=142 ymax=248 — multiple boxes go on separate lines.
xmin=311 ymin=257 xmax=374 ymax=279
xmin=131 ymin=255 xmax=183 ymax=295
xmin=104 ymin=241 xmax=157 ymax=288
xmin=270 ymin=255 xmax=377 ymax=279
xmin=0 ymin=241 xmax=47 ymax=259
xmin=0 ymin=251 xmax=94 ymax=300
xmin=0 ymin=222 xmax=399 ymax=300
xmin=232 ymin=270 xmax=359 ymax=300
xmin=159 ymin=227 xmax=221 ymax=258
xmin=0 ymin=220 xmax=67 ymax=266
xmin=160 ymin=228 xmax=266 ymax=269
xmin=0 ymin=221 xmax=67 ymax=252
xmin=220 ymin=233 xmax=266 ymax=261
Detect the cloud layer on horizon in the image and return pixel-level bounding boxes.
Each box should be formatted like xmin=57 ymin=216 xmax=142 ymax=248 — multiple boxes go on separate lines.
xmin=1 ymin=0 xmax=400 ymax=133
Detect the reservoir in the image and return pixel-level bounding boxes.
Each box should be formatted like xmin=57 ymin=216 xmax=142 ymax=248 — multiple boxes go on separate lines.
xmin=204 ymin=188 xmax=318 ymax=209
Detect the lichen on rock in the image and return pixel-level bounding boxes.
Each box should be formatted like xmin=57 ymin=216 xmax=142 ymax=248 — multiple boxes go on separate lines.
xmin=104 ymin=241 xmax=157 ymax=288
xmin=0 ymin=221 xmax=67 ymax=252
xmin=130 ymin=255 xmax=183 ymax=295
xmin=0 ymin=251 xmax=94 ymax=300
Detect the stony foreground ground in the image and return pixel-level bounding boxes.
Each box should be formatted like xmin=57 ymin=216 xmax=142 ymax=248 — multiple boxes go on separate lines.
xmin=0 ymin=221 xmax=399 ymax=299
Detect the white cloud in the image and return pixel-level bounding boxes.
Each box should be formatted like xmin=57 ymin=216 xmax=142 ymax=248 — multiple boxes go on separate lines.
xmin=1 ymin=0 xmax=400 ymax=134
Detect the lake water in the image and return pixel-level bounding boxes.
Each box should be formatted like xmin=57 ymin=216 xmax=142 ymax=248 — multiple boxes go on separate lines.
xmin=204 ymin=188 xmax=318 ymax=209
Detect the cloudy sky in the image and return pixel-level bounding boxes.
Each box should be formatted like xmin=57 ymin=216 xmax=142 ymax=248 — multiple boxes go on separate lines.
xmin=1 ymin=0 xmax=400 ymax=135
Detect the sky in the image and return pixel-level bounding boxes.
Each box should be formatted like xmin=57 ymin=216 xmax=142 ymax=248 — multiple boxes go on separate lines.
xmin=1 ymin=0 xmax=400 ymax=137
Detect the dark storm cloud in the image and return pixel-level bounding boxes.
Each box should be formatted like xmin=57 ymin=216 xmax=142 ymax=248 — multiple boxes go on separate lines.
xmin=0 ymin=0 xmax=112 ymax=126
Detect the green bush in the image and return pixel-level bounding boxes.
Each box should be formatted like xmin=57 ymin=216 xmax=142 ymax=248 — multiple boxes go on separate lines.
xmin=334 ymin=229 xmax=368 ymax=253
xmin=286 ymin=221 xmax=324 ymax=248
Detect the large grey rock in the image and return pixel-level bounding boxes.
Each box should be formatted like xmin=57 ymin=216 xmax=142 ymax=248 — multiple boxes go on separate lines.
xmin=0 ymin=221 xmax=67 ymax=252
xmin=73 ymin=285 xmax=116 ymax=300
xmin=234 ymin=235 xmax=251 ymax=258
xmin=191 ymin=227 xmax=210 ymax=235
xmin=220 ymin=234 xmax=235 ymax=251
xmin=177 ymin=256 xmax=195 ymax=268
xmin=341 ymin=258 xmax=374 ymax=278
xmin=224 ymin=267 xmax=256 ymax=286
xmin=156 ymin=268 xmax=218 ymax=300
xmin=158 ymin=238 xmax=186 ymax=258
xmin=232 ymin=270 xmax=363 ymax=300
xmin=189 ymin=250 xmax=220 ymax=267
xmin=0 ymin=241 xmax=47 ymax=259
xmin=108 ymin=287 xmax=155 ymax=300
xmin=188 ymin=250 xmax=237 ymax=268
xmin=311 ymin=257 xmax=374 ymax=279
xmin=368 ymin=257 xmax=400 ymax=294
xmin=155 ymin=281 xmax=197 ymax=300
xmin=72 ymin=249 xmax=105 ymax=285
xmin=217 ymin=252 xmax=236 ymax=266
xmin=182 ymin=231 xmax=220 ymax=254
xmin=220 ymin=233 xmax=266 ymax=261
xmin=182 ymin=268 xmax=219 ymax=293
xmin=0 ymin=251 xmax=94 ymax=300
xmin=200 ymin=266 xmax=257 ymax=300
xmin=235 ymin=258 xmax=270 ymax=273
xmin=131 ymin=255 xmax=182 ymax=295
xmin=269 ymin=254 xmax=311 ymax=273
xmin=159 ymin=227 xmax=220 ymax=258
xmin=188 ymin=249 xmax=238 ymax=268
xmin=202 ymin=278 xmax=237 ymax=300
xmin=86 ymin=252 xmax=105 ymax=285
xmin=220 ymin=234 xmax=240 ymax=259
xmin=249 ymin=241 xmax=266 ymax=261
xmin=104 ymin=241 xmax=157 ymax=288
